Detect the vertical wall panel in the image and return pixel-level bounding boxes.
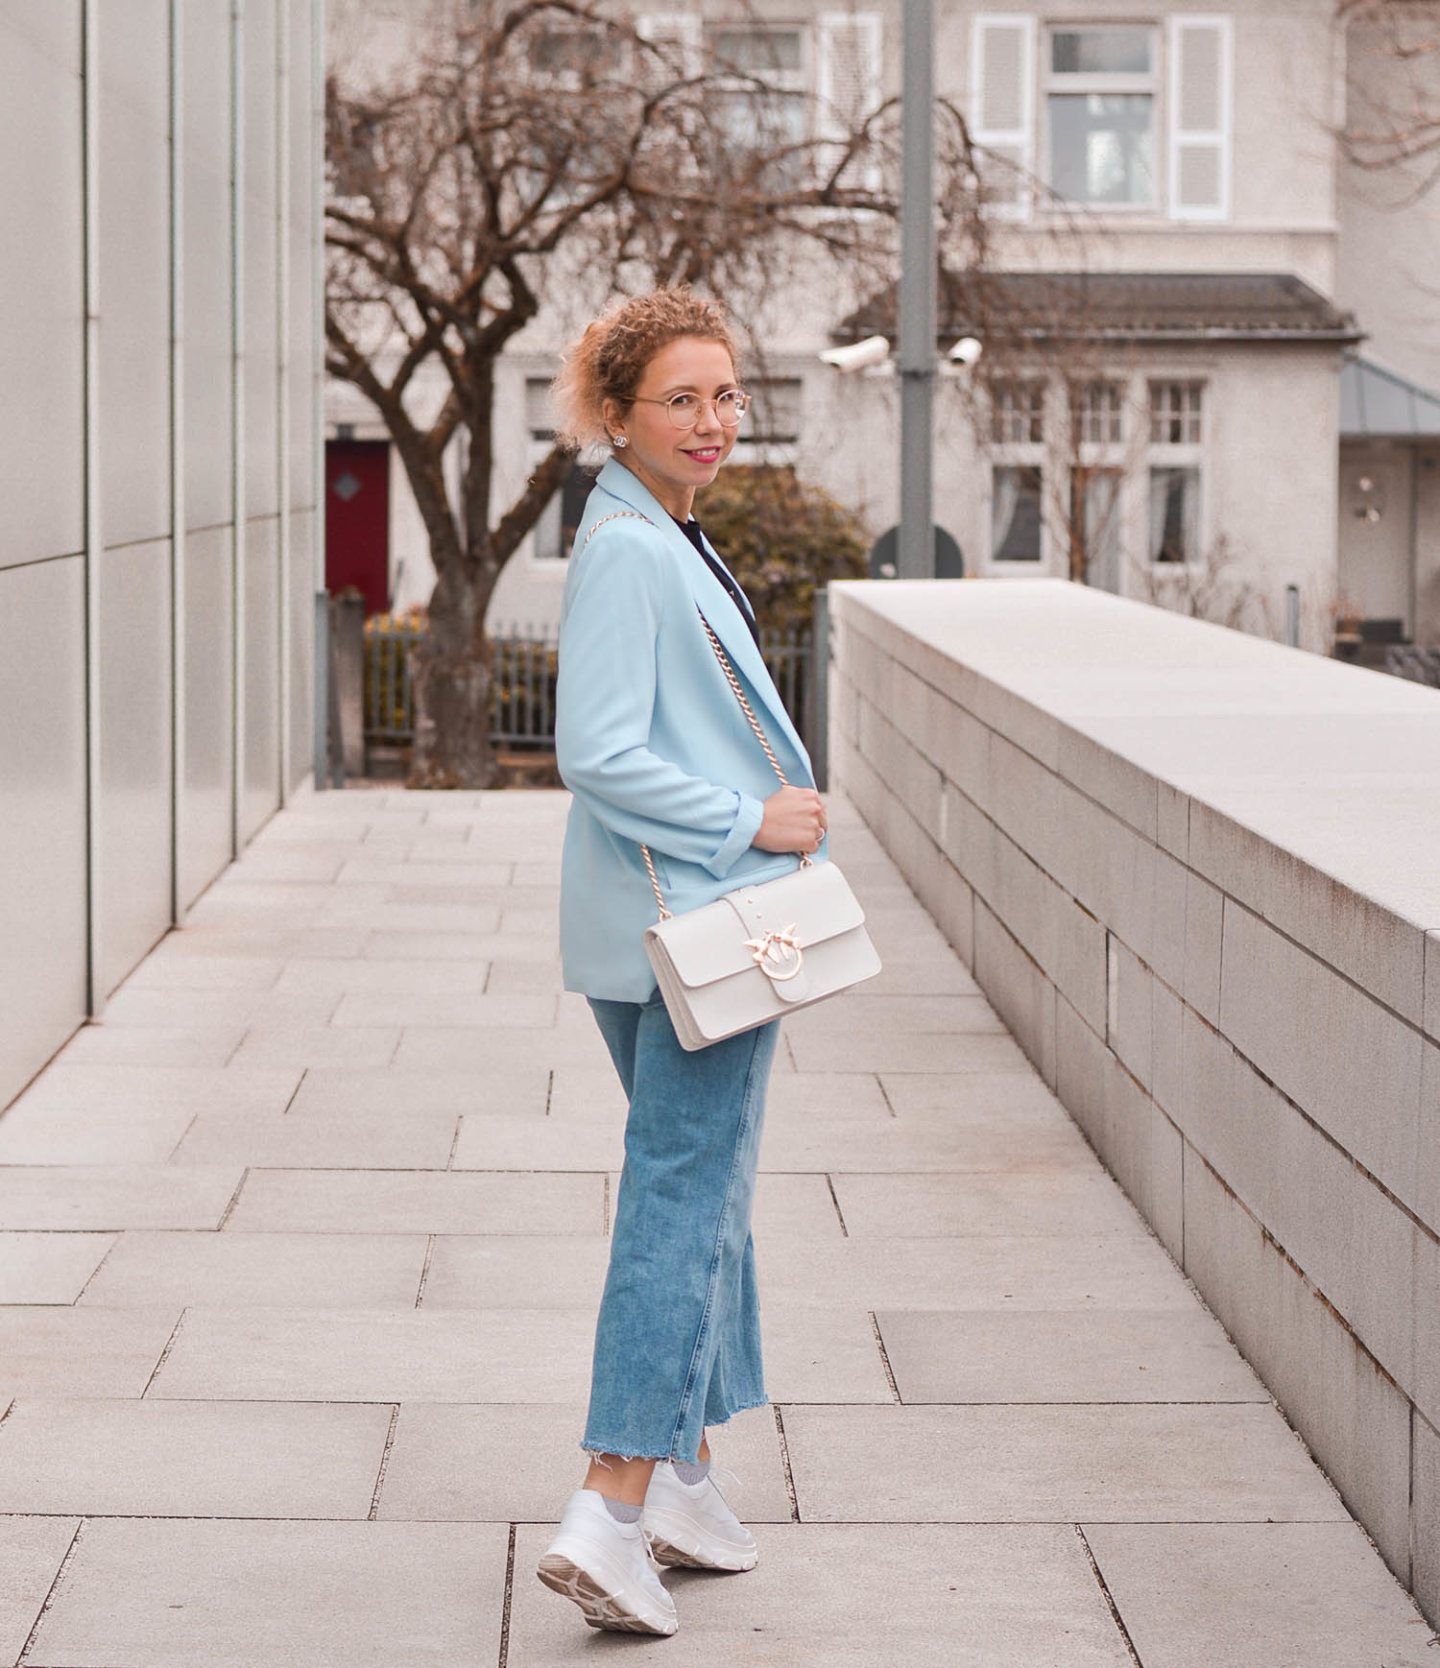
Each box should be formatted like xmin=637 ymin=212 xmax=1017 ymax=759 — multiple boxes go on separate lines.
xmin=97 ymin=0 xmax=171 ymax=548
xmin=180 ymin=525 xmax=236 ymax=908
xmin=244 ymin=0 xmax=279 ymax=519
xmin=0 ymin=560 xmax=89 ymax=1096
xmin=241 ymin=518 xmax=281 ymax=840
xmin=182 ymin=0 xmax=235 ymax=533
xmin=287 ymin=507 xmax=316 ymax=791
xmin=0 ymin=9 xmax=83 ymax=567
xmin=287 ymin=0 xmax=316 ymax=515
xmin=98 ymin=541 xmax=174 ymax=996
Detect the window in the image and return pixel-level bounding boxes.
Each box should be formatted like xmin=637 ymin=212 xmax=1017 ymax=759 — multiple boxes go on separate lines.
xmin=706 ymin=24 xmax=809 ymax=188
xmin=745 ymin=377 xmax=803 ymax=445
xmin=1148 ymin=467 xmax=1200 ymax=564
xmin=1071 ymin=380 xmax=1124 ymax=446
xmin=1147 ymin=380 xmax=1204 ymax=564
xmin=1071 ymin=467 xmax=1123 ymax=590
xmin=990 ymin=381 xmax=1045 ymax=445
xmin=526 ymin=377 xmax=591 ymax=562
xmin=1047 ymin=26 xmax=1157 ymax=208
xmin=992 ymin=466 xmax=1044 ymax=561
xmin=1149 ymin=381 xmax=1203 ymax=445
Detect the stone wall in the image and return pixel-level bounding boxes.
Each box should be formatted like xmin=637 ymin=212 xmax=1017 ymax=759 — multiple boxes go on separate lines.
xmin=830 ymin=576 xmax=1440 ymax=1624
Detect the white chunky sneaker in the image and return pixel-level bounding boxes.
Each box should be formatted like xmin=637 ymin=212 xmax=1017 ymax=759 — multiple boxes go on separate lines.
xmin=643 ymin=1462 xmax=759 ymax=1573
xmin=536 ymin=1489 xmax=679 ymax=1636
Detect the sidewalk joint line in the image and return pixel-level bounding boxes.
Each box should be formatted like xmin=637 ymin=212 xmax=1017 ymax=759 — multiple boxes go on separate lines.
xmin=15 ymin=1518 xmax=84 ymax=1666
xmin=544 ymin=1068 xmax=554 ymax=1116
xmin=140 ymin=1309 xmax=189 ymax=1398
xmin=602 ymin=1173 xmax=611 ymax=1236
xmin=876 ymin=1075 xmax=898 ymax=1118
xmin=773 ymin=1405 xmax=801 ymax=1523
xmin=1075 ymin=1524 xmax=1145 ymax=1666
xmin=497 ymin=1522 xmax=517 ymax=1668
xmin=72 ymin=1235 xmax=123 ymax=1304
xmin=824 ymin=1174 xmax=849 ymax=1237
xmin=868 ymin=1312 xmax=902 ymax=1402
xmin=368 ymin=1405 xmax=402 ymax=1520
xmin=414 ymin=1234 xmax=436 ymax=1307
xmin=446 ymin=1116 xmax=464 ymax=1170
xmin=215 ymin=1168 xmax=250 ymax=1230
xmin=281 ymin=1067 xmax=308 ymax=1116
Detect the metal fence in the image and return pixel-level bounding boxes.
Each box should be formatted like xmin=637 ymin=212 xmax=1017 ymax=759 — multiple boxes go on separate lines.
xmin=363 ymin=616 xmax=815 ymax=753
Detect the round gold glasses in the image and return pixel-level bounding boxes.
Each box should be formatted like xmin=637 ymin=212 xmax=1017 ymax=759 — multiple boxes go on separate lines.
xmin=629 ymin=390 xmax=751 ymax=430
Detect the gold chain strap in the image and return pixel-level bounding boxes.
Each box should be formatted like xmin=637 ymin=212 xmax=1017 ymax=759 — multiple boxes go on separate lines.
xmin=577 ymin=507 xmax=812 ymax=925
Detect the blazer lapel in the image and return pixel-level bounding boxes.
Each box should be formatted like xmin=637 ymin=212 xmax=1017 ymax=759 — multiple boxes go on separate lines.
xmin=591 ymin=462 xmax=807 ymax=765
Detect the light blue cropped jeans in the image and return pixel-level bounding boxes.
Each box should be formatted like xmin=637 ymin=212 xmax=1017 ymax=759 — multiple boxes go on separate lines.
xmin=582 ymin=992 xmax=780 ymax=1465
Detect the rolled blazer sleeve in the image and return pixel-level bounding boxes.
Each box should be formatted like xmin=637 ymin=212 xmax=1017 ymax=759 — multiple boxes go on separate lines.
xmin=555 ymin=531 xmax=765 ymax=878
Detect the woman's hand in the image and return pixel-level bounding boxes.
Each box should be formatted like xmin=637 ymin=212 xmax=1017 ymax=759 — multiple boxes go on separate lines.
xmin=753 ymin=786 xmax=827 ymax=854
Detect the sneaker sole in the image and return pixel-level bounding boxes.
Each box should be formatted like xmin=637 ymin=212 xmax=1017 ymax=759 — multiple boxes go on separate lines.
xmin=536 ymin=1551 xmax=678 ymax=1636
xmin=644 ymin=1511 xmax=758 ymax=1574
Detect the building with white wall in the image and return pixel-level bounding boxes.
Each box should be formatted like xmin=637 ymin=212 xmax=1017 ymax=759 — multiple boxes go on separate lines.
xmin=0 ymin=1 xmax=325 ymax=1110
xmin=326 ymin=2 xmax=1440 ymax=653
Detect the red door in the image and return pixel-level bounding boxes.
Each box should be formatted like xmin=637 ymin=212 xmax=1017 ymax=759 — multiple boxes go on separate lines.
xmin=326 ymin=441 xmax=390 ymax=615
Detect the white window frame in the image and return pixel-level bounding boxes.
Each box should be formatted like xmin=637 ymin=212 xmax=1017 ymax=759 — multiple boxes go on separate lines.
xmin=816 ymin=11 xmax=884 ymax=191
xmin=986 ymin=374 xmax=1050 ymax=568
xmin=1043 ymin=22 xmax=1160 ymax=213
xmin=1145 ymin=378 xmax=1207 ymax=568
xmin=1167 ymin=13 xmax=1234 ymax=223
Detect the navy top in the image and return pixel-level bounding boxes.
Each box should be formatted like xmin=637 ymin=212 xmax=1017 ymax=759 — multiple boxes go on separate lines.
xmin=672 ymin=515 xmax=761 ymax=650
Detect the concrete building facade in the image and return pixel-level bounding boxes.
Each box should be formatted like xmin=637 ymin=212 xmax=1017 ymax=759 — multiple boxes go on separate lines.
xmin=0 ymin=0 xmax=326 ymax=1110
xmin=328 ymin=1 xmax=1440 ymax=657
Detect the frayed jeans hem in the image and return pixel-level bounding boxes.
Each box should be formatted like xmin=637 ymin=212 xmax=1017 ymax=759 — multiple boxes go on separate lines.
xmin=580 ymin=1394 xmax=770 ymax=1467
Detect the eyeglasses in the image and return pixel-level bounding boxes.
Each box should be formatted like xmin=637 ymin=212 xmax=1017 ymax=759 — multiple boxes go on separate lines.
xmin=629 ymin=389 xmax=751 ymax=429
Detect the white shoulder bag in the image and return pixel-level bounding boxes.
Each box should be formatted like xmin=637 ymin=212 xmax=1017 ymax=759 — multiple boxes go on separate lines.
xmin=580 ymin=510 xmax=882 ymax=1050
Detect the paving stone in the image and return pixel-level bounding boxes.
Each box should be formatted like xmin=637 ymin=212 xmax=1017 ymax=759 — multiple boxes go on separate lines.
xmin=783 ymin=993 xmax=1007 ymax=1036
xmin=224 ymin=1168 xmax=604 ymax=1235
xmin=419 ymin=1234 xmax=611 ymax=1309
xmin=450 ymin=1115 xmax=624 ymax=1171
xmin=0 ymin=1397 xmax=390 ymax=1517
xmin=788 ymin=1029 xmax=1031 ymax=1074
xmin=0 ymin=1231 xmax=115 ymax=1303
xmin=875 ymin=1308 xmax=1269 ymax=1403
xmin=830 ymin=1170 xmax=1150 ymax=1238
xmin=0 ymin=1306 xmax=180 ymax=1395
xmin=0 ymin=1517 xmax=78 ymax=1665
xmin=290 ymin=1065 xmax=548 ymax=1119
xmin=763 ymin=1072 xmax=892 ymax=1121
xmin=1084 ymin=1522 xmax=1435 ymax=1668
xmin=758 ymin=1114 xmax=1092 ymax=1174
xmin=25 ymin=1517 xmax=507 ymax=1668
xmin=485 ymin=959 xmax=566 ymax=994
xmin=378 ymin=1401 xmax=791 ymax=1523
xmin=228 ymin=1023 xmax=401 ymax=1070
xmin=331 ymin=991 xmax=556 ymax=1029
xmin=546 ymin=1066 xmax=628 ymax=1120
xmin=763 ymin=1307 xmax=896 ymax=1402
xmin=274 ymin=957 xmax=493 ymax=995
xmin=877 ymin=1069 xmax=1070 ymax=1121
xmin=849 ymin=958 xmax=983 ymax=996
xmin=5 ymin=1063 xmax=301 ymax=1115
xmin=54 ymin=1022 xmax=247 ymax=1068
xmin=509 ymin=1522 xmax=1135 ymax=1667
xmin=756 ymin=1234 xmax=1200 ymax=1312
xmin=336 ymin=859 xmax=515 ymax=887
xmin=391 ymin=1024 xmax=608 ymax=1072
xmin=170 ymin=1105 xmax=461 ymax=1169
xmin=121 ymin=954 xmax=287 ymax=990
xmin=79 ymin=1230 xmax=429 ymax=1308
xmin=98 ymin=987 xmax=339 ymax=1029
xmin=363 ymin=929 xmax=525 ymax=961
xmin=0 ymin=1097 xmax=198 ymax=1164
xmin=0 ymin=1165 xmax=243 ymax=1230
xmin=781 ymin=1403 xmax=1349 ymax=1523
xmin=147 ymin=1306 xmax=594 ymax=1402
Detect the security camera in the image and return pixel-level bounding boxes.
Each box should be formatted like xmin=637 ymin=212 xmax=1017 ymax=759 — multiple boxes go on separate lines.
xmin=818 ymin=335 xmax=892 ymax=372
xmin=948 ymin=336 xmax=983 ymax=366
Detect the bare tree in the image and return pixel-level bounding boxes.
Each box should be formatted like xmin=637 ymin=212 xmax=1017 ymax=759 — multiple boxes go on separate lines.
xmin=1337 ymin=0 xmax=1440 ymax=186
xmin=326 ymin=0 xmax=916 ymax=787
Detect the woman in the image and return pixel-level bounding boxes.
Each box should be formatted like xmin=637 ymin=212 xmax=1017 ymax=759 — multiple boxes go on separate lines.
xmin=537 ymin=288 xmax=827 ymax=1637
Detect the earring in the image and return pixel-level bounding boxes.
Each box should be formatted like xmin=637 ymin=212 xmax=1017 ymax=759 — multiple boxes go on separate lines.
xmin=610 ymin=433 xmax=628 ymax=448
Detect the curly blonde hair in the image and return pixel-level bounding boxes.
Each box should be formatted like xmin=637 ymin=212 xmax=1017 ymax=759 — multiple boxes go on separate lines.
xmin=552 ymin=288 xmax=739 ymax=452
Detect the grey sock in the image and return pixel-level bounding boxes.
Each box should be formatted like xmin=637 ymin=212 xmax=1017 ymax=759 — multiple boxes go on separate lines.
xmin=673 ymin=1458 xmax=710 ymax=1486
xmin=600 ymin=1495 xmax=643 ymax=1524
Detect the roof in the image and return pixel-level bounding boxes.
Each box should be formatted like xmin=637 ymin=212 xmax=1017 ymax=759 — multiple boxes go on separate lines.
xmin=836 ymin=271 xmax=1362 ymax=348
xmin=1340 ymin=354 xmax=1440 ymax=438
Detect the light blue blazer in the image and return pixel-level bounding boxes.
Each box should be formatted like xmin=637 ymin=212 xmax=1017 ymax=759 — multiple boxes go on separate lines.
xmin=555 ymin=459 xmax=825 ymax=1001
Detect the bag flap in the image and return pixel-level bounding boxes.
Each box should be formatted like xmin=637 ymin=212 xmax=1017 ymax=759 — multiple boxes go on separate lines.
xmin=646 ymin=862 xmax=867 ymax=990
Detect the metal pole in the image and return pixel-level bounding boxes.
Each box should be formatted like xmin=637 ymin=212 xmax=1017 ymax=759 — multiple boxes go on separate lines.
xmin=169 ymin=0 xmax=187 ymax=924
xmin=898 ymin=0 xmax=936 ymax=581
xmin=811 ymin=587 xmax=831 ymax=792
xmin=82 ymin=0 xmax=105 ymax=1015
xmin=1284 ymin=583 xmax=1300 ymax=648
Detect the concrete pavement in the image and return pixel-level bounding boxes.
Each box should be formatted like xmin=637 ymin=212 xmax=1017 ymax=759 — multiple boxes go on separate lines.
xmin=0 ymin=787 xmax=1433 ymax=1666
